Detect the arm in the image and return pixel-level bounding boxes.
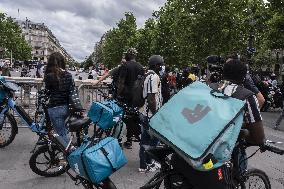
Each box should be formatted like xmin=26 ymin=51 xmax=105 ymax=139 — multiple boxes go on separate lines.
xmin=147 ymin=94 xmax=157 ymax=114
xmin=117 ymin=65 xmax=127 ymax=97
xmin=92 ymin=72 xmax=110 ymax=85
xmin=243 ymin=95 xmax=266 ymax=145
xmin=256 ymin=92 xmax=265 ymax=109
xmin=244 ymin=74 xmax=265 ymax=108
xmin=243 ymin=121 xmax=265 ymax=145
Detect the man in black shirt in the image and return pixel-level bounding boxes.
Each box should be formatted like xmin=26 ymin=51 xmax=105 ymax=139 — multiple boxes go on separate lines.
xmin=172 ymin=58 xmax=265 ymax=189
xmin=117 ymin=48 xmax=144 ymax=148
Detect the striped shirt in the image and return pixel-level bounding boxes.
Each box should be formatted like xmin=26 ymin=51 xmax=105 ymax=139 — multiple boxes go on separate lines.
xmin=223 ymin=84 xmax=262 ymax=124
xmin=140 ymin=70 xmax=162 ymax=117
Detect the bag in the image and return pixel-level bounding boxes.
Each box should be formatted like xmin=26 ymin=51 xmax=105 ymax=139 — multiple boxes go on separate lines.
xmin=131 ymin=72 xmax=154 ymax=107
xmin=149 ymin=81 xmax=253 ymax=171
xmin=87 ymin=100 xmax=123 ymax=130
xmin=69 ymin=79 xmax=83 ymax=111
xmin=0 ymin=77 xmax=7 ymax=103
xmin=67 ymin=137 xmax=127 ymax=183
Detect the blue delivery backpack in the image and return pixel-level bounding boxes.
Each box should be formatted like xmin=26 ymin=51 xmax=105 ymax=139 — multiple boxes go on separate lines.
xmin=67 ymin=137 xmax=127 ymax=183
xmin=149 ymin=81 xmax=253 ymax=171
xmin=88 ymin=100 xmax=123 ymax=130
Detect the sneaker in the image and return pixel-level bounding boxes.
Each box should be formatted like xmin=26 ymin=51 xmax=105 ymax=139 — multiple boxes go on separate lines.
xmin=123 ymin=141 xmax=132 ymax=149
xmin=138 ymin=168 xmax=147 ymax=173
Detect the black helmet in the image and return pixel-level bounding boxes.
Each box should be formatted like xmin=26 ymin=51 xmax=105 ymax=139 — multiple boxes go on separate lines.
xmin=149 ymin=55 xmax=164 ymax=67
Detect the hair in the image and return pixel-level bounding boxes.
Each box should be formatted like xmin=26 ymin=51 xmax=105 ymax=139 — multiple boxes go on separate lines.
xmin=45 ymin=52 xmax=65 ymax=80
xmin=223 ymin=58 xmax=247 ymax=84
xmin=125 ymin=53 xmax=136 ymax=61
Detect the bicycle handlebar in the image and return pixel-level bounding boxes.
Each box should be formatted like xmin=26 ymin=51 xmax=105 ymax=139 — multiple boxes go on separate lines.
xmin=262 ymin=143 xmax=284 ymax=155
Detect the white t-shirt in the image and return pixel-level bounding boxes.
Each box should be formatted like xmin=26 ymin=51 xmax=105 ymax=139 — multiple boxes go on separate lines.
xmin=141 ymin=70 xmax=162 ymax=117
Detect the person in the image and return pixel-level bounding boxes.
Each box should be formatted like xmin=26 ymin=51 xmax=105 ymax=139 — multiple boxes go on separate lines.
xmin=1 ymin=61 xmax=11 ymax=77
xmin=270 ymin=73 xmax=277 ymax=88
xmin=161 ymin=66 xmax=171 ymax=104
xmin=139 ymin=55 xmax=163 ymax=172
xmin=171 ymin=58 xmax=265 ymax=189
xmin=36 ymin=60 xmax=44 ymax=78
xmin=117 ymin=48 xmax=144 ymax=149
xmin=92 ymin=55 xmax=126 ymax=99
xmin=44 ymin=52 xmax=73 ymax=143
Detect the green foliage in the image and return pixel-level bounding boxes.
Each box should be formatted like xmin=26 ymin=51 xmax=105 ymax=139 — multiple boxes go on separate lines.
xmin=0 ymin=12 xmax=32 ymax=60
xmin=90 ymin=0 xmax=282 ymax=69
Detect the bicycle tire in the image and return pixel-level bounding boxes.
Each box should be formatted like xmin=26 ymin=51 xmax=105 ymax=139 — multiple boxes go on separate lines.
xmin=0 ymin=112 xmax=18 ymax=148
xmin=239 ymin=168 xmax=271 ymax=189
xmin=29 ymin=145 xmax=66 ymax=177
xmin=140 ymin=171 xmax=173 ymax=189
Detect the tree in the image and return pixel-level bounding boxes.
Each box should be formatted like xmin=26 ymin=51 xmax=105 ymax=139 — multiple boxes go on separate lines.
xmin=0 ymin=12 xmax=32 ymax=60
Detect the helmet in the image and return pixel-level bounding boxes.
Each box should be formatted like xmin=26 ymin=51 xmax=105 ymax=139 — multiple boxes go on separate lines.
xmin=125 ymin=48 xmax=138 ymax=56
xmin=148 ymin=55 xmax=164 ymax=67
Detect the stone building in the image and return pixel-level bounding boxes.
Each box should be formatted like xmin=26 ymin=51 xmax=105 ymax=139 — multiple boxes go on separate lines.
xmin=16 ymin=18 xmax=74 ymax=63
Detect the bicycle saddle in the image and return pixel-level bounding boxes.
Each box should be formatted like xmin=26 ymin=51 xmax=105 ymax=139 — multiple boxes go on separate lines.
xmin=68 ymin=117 xmax=92 ymax=132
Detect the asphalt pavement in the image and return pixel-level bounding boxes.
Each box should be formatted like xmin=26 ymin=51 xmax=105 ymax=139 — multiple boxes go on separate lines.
xmin=0 ymin=69 xmax=283 ymax=189
xmin=0 ymin=112 xmax=283 ymax=189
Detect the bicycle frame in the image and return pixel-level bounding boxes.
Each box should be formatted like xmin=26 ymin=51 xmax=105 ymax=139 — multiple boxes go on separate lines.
xmin=0 ymin=96 xmax=47 ymax=135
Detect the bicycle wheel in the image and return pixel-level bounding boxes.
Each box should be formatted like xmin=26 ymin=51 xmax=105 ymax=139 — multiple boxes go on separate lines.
xmin=140 ymin=172 xmax=170 ymax=189
xmin=239 ymin=169 xmax=271 ymax=189
xmin=0 ymin=112 xmax=18 ymax=148
xmin=29 ymin=144 xmax=66 ymax=177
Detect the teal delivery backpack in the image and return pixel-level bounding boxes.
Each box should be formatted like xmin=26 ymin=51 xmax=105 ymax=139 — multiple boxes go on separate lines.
xmin=67 ymin=137 xmax=127 ymax=183
xmin=88 ymin=100 xmax=123 ymax=130
xmin=149 ymin=81 xmax=251 ymax=171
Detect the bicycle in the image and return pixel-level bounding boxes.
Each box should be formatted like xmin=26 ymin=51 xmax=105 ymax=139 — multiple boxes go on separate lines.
xmin=0 ymin=80 xmax=47 ymax=148
xmin=28 ymin=89 xmax=95 ymax=177
xmin=48 ymin=124 xmax=117 ymax=189
xmin=140 ymin=131 xmax=284 ymax=189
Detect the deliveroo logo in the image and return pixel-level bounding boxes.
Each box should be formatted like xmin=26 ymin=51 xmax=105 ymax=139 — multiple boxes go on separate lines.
xmin=182 ymin=104 xmax=211 ymax=124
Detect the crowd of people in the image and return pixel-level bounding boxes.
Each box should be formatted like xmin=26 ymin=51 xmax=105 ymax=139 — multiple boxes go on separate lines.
xmin=15 ymin=47 xmax=276 ymax=188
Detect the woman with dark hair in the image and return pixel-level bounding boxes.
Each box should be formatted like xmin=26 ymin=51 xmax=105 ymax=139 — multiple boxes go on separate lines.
xmin=44 ymin=52 xmax=73 ymax=142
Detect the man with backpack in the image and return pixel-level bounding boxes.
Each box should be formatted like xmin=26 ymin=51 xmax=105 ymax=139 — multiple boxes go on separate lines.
xmin=117 ymin=48 xmax=144 ymax=149
xmin=139 ymin=55 xmax=163 ymax=172
xmin=171 ymin=58 xmax=265 ymax=189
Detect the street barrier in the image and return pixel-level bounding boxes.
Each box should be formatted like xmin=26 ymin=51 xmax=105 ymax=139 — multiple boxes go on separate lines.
xmin=3 ymin=77 xmax=111 ymax=127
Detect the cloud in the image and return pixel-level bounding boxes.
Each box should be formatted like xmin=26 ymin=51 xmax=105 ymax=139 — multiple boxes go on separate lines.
xmin=0 ymin=0 xmax=166 ymax=62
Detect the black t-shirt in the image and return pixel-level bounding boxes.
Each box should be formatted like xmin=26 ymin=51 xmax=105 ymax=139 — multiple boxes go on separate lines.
xmin=44 ymin=71 xmax=73 ymax=108
xmin=118 ymin=61 xmax=144 ymax=87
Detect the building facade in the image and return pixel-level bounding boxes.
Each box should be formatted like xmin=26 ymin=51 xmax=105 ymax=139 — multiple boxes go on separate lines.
xmin=17 ymin=18 xmax=75 ymax=63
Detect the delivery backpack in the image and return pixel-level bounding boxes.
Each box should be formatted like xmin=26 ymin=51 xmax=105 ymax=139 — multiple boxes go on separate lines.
xmin=131 ymin=71 xmax=155 ymax=107
xmin=88 ymin=100 xmax=123 ymax=130
xmin=149 ymin=81 xmax=253 ymax=171
xmin=67 ymin=137 xmax=127 ymax=183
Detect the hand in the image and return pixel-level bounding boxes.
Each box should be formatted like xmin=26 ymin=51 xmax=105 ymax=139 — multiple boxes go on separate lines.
xmin=92 ymin=80 xmax=99 ymax=85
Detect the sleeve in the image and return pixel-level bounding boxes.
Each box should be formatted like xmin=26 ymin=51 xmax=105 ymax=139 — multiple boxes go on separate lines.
xmin=244 ymin=95 xmax=262 ymax=124
xmin=244 ymin=74 xmax=260 ymax=94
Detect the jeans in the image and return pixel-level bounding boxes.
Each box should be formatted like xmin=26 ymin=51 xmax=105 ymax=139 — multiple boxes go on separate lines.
xmin=48 ymin=105 xmax=69 ymax=143
xmin=139 ymin=115 xmax=159 ymax=169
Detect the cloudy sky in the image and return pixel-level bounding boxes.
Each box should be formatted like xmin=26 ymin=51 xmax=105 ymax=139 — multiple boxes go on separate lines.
xmin=0 ymin=0 xmax=166 ymax=62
